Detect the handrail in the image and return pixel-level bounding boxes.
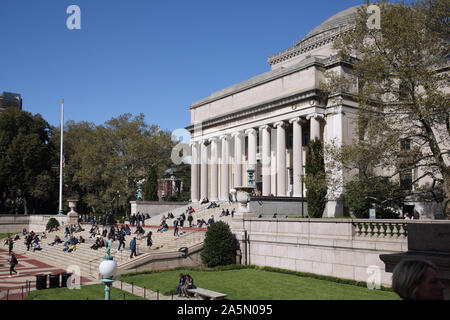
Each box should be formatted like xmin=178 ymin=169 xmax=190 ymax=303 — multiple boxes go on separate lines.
xmin=88 ymin=256 xmax=104 ymax=276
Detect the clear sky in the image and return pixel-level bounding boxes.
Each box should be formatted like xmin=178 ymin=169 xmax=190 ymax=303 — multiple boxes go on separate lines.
xmin=0 ymin=0 xmax=364 ymax=134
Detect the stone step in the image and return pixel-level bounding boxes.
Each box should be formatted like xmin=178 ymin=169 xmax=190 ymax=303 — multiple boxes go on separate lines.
xmin=10 ymin=215 xmax=218 ymax=279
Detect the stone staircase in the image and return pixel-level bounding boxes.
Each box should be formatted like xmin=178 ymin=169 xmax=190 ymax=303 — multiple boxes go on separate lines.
xmin=9 ymin=201 xmax=236 ymax=280
xmin=144 ymin=201 xmax=235 ymax=228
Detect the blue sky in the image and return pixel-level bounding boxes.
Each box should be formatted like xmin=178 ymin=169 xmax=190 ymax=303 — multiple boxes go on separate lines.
xmin=0 ymin=0 xmax=364 ymax=133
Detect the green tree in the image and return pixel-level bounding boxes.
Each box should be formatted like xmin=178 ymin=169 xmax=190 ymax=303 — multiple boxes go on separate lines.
xmin=304 ymin=139 xmax=327 ymax=218
xmin=344 ymin=177 xmax=405 ymax=219
xmin=323 ymin=0 xmax=450 ymax=218
xmin=59 ymin=114 xmax=173 ymax=215
xmin=144 ymin=167 xmax=159 ymax=201
xmin=201 ymin=221 xmax=236 ymax=267
xmin=0 ymin=109 xmax=57 ymax=214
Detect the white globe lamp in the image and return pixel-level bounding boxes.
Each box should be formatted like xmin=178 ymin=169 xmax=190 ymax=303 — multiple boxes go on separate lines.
xmin=99 ymin=259 xmax=117 ymax=300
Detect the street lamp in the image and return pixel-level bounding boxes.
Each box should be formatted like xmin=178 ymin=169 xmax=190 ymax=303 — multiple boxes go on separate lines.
xmin=98 ymin=243 xmax=117 ymax=300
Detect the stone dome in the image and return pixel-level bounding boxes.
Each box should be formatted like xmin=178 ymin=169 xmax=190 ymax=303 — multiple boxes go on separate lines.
xmin=301 ymin=5 xmax=362 ymax=43
xmin=268 ymin=5 xmax=363 ymax=66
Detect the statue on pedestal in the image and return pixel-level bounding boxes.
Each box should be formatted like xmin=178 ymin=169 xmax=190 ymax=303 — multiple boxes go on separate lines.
xmin=105 ymin=234 xmax=113 ymax=259
xmin=136 ymin=181 xmax=143 ymax=201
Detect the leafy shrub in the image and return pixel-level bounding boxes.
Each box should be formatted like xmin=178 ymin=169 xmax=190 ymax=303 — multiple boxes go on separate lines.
xmin=46 ymin=217 xmax=60 ymax=231
xmin=200 ymin=221 xmax=236 ymax=267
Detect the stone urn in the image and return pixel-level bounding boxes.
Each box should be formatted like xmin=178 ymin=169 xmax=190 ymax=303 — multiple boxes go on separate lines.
xmin=67 ymin=200 xmax=79 ymax=220
xmin=235 ymin=187 xmax=254 ymax=205
xmin=234 ymin=186 xmax=255 ymax=216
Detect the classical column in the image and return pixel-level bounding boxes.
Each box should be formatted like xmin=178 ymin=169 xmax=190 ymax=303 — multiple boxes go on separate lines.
xmin=246 ymin=128 xmax=257 ymax=170
xmin=200 ymin=140 xmax=208 ymax=200
xmin=270 ymin=128 xmax=277 ymax=196
xmin=190 ymin=142 xmax=199 ymax=202
xmin=308 ymin=113 xmax=324 ymax=141
xmin=289 ymin=117 xmax=303 ymax=197
xmin=260 ymin=125 xmax=271 ymax=196
xmin=233 ymin=131 xmax=244 ymax=188
xmin=274 ymin=121 xmax=287 ymax=196
xmin=210 ymin=137 xmax=219 ymax=201
xmin=220 ymin=135 xmax=230 ymax=201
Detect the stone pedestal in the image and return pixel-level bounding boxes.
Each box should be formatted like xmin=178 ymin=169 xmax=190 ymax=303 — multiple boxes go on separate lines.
xmin=380 ymin=223 xmax=450 ymax=300
xmin=67 ymin=200 xmax=79 ymax=225
xmin=231 ymin=186 xmax=255 ymax=265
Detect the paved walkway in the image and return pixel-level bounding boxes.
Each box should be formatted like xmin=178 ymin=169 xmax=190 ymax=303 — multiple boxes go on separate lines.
xmin=111 ymin=280 xmax=199 ymax=300
xmin=0 ymin=248 xmax=94 ymax=300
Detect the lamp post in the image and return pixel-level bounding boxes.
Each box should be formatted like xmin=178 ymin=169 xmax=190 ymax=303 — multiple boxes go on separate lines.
xmin=300 ymin=171 xmax=305 ymax=218
xmin=58 ymin=99 xmax=64 ymax=216
xmin=98 ymin=240 xmax=117 ymax=300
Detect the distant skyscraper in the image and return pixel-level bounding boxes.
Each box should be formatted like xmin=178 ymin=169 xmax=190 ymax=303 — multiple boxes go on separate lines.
xmin=0 ymin=91 xmax=23 ymax=113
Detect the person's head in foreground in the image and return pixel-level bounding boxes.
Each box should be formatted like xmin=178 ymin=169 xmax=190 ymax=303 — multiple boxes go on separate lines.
xmin=392 ymin=259 xmax=445 ymax=300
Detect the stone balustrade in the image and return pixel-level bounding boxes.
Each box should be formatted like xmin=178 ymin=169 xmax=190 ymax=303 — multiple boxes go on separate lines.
xmin=352 ymin=219 xmax=450 ymax=239
xmin=352 ymin=220 xmax=408 ymax=239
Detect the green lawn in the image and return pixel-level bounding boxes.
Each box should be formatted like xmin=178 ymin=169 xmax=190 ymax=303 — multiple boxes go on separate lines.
xmin=0 ymin=233 xmax=11 ymax=240
xmin=25 ymin=284 xmax=146 ymax=300
xmin=118 ymin=267 xmax=400 ymax=300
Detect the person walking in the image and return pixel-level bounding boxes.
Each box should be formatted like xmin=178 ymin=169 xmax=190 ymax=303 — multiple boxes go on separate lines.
xmin=8 ymin=237 xmax=14 ymax=255
xmin=129 ymin=237 xmax=137 ymax=258
xmin=117 ymin=231 xmax=126 ymax=251
xmin=9 ymin=253 xmax=19 ymax=277
xmin=146 ymin=231 xmax=152 ymax=248
xmin=174 ymin=218 xmax=179 ymax=237
xmin=25 ymin=234 xmax=32 ymax=251
xmin=187 ymin=213 xmax=193 ymax=228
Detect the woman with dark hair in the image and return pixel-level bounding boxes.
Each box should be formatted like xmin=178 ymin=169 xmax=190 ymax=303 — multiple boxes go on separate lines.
xmin=392 ymin=259 xmax=445 ymax=300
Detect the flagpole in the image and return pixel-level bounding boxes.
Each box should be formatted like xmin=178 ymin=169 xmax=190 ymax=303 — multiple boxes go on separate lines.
xmin=58 ymin=98 xmax=64 ymax=216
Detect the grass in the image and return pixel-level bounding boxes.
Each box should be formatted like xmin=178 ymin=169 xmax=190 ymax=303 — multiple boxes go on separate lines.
xmin=24 ymin=283 xmax=146 ymax=300
xmin=118 ymin=266 xmax=400 ymax=300
xmin=0 ymin=233 xmax=12 ymax=240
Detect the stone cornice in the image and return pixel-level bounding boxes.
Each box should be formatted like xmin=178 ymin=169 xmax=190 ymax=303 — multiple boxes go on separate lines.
xmin=190 ymin=57 xmax=326 ymax=110
xmin=186 ymin=88 xmax=322 ymax=132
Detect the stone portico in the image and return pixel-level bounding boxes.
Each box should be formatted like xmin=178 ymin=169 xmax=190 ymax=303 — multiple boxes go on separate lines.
xmin=187 ymin=6 xmax=361 ymax=217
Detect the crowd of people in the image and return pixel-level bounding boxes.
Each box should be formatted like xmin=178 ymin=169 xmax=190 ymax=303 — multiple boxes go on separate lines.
xmin=155 ymin=203 xmax=232 ymax=236
xmin=2 ymin=202 xmax=232 ymax=267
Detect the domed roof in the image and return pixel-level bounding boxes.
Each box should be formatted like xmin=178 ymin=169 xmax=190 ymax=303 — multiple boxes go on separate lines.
xmin=301 ymin=5 xmax=362 ymax=42
xmin=268 ymin=5 xmax=363 ymax=66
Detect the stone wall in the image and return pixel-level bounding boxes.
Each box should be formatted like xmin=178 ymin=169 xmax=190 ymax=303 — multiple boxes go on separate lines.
xmin=0 ymin=215 xmax=75 ymax=234
xmin=130 ymin=201 xmax=188 ymax=218
xmin=116 ymin=243 xmax=204 ymax=276
xmin=249 ymin=197 xmax=308 ymax=217
xmin=231 ymin=217 xmax=434 ymax=286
